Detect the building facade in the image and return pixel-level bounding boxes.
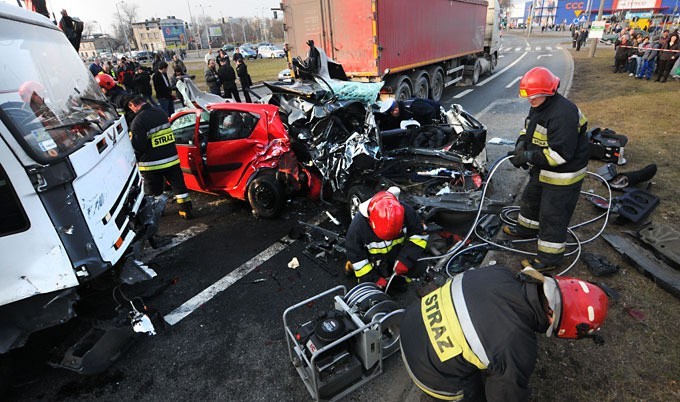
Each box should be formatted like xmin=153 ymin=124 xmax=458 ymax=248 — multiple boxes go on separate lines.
xmin=78 ymin=35 xmax=121 ymax=59
xmin=132 ymin=16 xmax=188 ymax=52
xmin=522 ymin=0 xmax=679 ymax=28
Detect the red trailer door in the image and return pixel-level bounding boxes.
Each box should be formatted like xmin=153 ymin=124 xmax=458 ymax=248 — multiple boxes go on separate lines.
xmin=325 ymin=0 xmax=376 ymax=77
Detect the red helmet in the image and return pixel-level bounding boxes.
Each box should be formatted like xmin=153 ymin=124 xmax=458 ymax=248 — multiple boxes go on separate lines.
xmin=367 ymin=191 xmax=404 ymax=240
xmin=95 ymin=73 xmax=117 ymax=90
xmin=19 ymin=81 xmax=45 ymax=103
xmin=546 ymin=276 xmax=609 ymax=339
xmin=519 ymin=67 xmax=560 ymax=98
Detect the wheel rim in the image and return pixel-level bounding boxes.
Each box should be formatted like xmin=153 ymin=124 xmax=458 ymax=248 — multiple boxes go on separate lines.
xmin=415 ymin=77 xmax=429 ymax=98
xmin=431 ymin=71 xmax=444 ymax=101
xmin=349 ymin=195 xmax=362 ymax=219
xmin=254 ymin=184 xmax=276 ymax=210
xmin=397 ymin=82 xmax=411 ymax=101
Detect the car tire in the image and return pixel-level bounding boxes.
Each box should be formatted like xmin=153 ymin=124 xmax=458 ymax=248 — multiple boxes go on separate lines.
xmin=248 ymin=174 xmax=284 ymax=218
xmin=258 ymin=54 xmax=262 ymax=59
xmin=346 ymin=185 xmax=374 ymax=222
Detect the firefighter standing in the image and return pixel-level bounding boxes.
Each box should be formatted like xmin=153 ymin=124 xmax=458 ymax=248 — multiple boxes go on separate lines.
xmin=504 ymin=67 xmax=589 ymax=271
xmin=345 ymin=187 xmax=428 ymax=288
xmin=125 ymin=95 xmax=192 ymax=219
xmin=399 ymin=265 xmax=608 ymax=401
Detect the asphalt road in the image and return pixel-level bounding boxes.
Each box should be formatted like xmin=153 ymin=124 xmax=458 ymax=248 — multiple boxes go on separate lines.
xmin=6 ymin=31 xmax=575 ymax=402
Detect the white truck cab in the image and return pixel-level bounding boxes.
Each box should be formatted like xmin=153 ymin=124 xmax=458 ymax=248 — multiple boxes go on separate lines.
xmin=0 ymin=3 xmax=158 ymax=381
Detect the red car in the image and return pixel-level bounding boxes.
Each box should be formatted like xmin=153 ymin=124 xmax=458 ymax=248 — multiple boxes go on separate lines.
xmin=169 ymin=103 xmax=320 ymax=218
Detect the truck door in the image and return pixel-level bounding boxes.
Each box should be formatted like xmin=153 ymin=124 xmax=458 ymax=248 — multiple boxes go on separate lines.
xmin=0 ymin=139 xmax=77 ymax=309
xmin=205 ymin=110 xmax=263 ymax=196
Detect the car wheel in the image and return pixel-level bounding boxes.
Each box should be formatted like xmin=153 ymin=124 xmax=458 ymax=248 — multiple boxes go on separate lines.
xmin=248 ymin=174 xmax=284 ymax=218
xmin=346 ymin=185 xmax=374 ymax=222
xmin=258 ymin=54 xmax=262 ymax=59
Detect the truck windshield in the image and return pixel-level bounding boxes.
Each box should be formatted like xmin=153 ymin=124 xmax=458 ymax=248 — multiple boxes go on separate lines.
xmin=0 ymin=18 xmax=117 ymax=164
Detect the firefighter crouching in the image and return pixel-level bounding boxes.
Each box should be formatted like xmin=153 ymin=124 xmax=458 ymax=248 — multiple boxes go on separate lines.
xmin=503 ymin=66 xmax=590 ymax=271
xmin=399 ymin=265 xmax=609 ymax=401
xmin=345 ymin=187 xmax=428 ymax=289
xmin=125 ymin=95 xmax=192 ymax=219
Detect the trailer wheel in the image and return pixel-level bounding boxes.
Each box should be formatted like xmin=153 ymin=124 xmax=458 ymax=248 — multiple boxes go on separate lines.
xmin=393 ymin=77 xmax=412 ymax=101
xmin=412 ymin=73 xmax=429 ymax=99
xmin=247 ymin=174 xmax=284 ymax=218
xmin=429 ymin=69 xmax=444 ymax=102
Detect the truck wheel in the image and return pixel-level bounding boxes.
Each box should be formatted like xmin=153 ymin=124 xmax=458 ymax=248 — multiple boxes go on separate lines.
xmin=489 ymin=53 xmax=497 ymax=74
xmin=394 ymin=77 xmax=412 ymax=101
xmin=247 ymin=175 xmax=284 ymax=218
xmin=412 ymin=73 xmax=429 ymax=99
xmin=429 ymin=69 xmax=444 ymax=102
xmin=471 ymin=60 xmax=482 ymax=85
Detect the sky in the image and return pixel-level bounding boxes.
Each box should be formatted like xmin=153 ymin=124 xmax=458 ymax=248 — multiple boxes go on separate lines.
xmin=2 ymin=0 xmax=280 ymax=33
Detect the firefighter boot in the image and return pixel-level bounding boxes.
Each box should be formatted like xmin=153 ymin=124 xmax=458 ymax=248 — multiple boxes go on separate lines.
xmin=502 ymin=224 xmax=537 ymax=239
xmin=178 ymin=201 xmax=193 ymax=220
xmin=521 ymin=258 xmax=557 ymax=272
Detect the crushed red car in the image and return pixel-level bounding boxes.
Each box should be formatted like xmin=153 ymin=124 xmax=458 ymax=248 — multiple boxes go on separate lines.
xmin=169 ymin=101 xmax=320 ymax=218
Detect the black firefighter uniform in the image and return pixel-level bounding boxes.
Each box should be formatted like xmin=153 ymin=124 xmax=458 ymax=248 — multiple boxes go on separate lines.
xmin=515 ymin=92 xmax=589 ymax=266
xmin=345 ymin=201 xmax=428 ymax=281
xmin=400 ymin=265 xmax=551 ymax=401
xmin=129 ymin=103 xmax=192 ymax=216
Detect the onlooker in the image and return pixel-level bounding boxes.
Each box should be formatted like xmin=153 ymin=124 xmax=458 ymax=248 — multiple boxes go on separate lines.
xmin=204 ymin=49 xmax=213 ymax=65
xmin=576 ymin=28 xmax=588 ymax=51
xmin=117 ymin=57 xmax=136 ymax=92
xmin=170 ymin=67 xmax=195 ymax=106
xmin=235 ymin=58 xmax=252 ymax=103
xmin=89 ymin=57 xmax=103 ymax=76
xmin=133 ymin=65 xmax=155 ymax=106
xmin=216 ymin=49 xmax=227 ymax=66
xmin=638 ymin=35 xmax=661 ymax=80
xmin=656 ymin=34 xmax=679 ymax=82
xmin=232 ymin=47 xmax=244 ymax=63
xmin=204 ymin=59 xmax=221 ymax=96
xmin=172 ymin=54 xmax=187 ymax=75
xmin=152 ymin=61 xmax=174 ymax=116
xmin=614 ymin=35 xmax=630 ymax=73
xmin=218 ymin=57 xmax=241 ymax=102
xmin=152 ymin=53 xmax=163 ymax=72
xmin=100 ymin=62 xmax=116 ymax=80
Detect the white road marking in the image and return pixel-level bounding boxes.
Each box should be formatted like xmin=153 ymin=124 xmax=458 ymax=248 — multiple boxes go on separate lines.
xmin=535 ymin=46 xmax=541 ymax=51
xmin=506 ymin=76 xmax=522 ymax=88
xmin=164 ymin=214 xmax=326 ymax=326
xmin=537 ymin=54 xmax=553 ymax=60
xmin=546 ymin=46 xmax=553 ymax=51
xmin=515 ymin=47 xmax=522 ymax=51
xmin=454 ymin=89 xmax=474 ymax=99
xmin=525 ymin=46 xmax=531 ymax=51
xmin=556 ymin=46 xmax=563 ymax=50
xmin=142 ymin=223 xmax=210 ymax=262
xmin=476 ymin=52 xmax=528 ymax=87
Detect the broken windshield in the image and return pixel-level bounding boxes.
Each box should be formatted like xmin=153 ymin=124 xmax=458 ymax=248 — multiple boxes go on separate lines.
xmin=0 ymin=17 xmax=117 ymax=164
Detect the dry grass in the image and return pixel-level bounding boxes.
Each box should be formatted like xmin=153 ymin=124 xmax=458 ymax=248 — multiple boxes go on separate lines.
xmin=529 ymin=44 xmax=680 ymax=401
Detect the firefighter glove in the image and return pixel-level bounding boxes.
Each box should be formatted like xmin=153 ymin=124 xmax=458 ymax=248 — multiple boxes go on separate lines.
xmin=394 ymin=260 xmax=409 ymax=276
xmin=510 ymin=150 xmax=534 ymax=169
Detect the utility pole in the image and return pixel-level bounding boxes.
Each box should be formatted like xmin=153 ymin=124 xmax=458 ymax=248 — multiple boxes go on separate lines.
xmin=588 ymin=0 xmax=606 ymax=57
xmin=186 ymin=0 xmax=199 ymax=54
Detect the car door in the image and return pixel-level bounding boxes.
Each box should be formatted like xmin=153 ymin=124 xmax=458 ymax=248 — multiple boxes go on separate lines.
xmin=170 ymin=109 xmax=208 ymax=192
xmin=204 ymin=109 xmax=264 ymax=198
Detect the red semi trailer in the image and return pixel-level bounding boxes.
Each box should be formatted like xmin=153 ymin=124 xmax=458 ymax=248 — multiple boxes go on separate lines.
xmin=281 ymin=0 xmax=501 ymax=101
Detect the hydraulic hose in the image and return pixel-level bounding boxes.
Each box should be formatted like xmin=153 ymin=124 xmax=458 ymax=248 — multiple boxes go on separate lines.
xmin=419 ymin=154 xmax=612 ymax=278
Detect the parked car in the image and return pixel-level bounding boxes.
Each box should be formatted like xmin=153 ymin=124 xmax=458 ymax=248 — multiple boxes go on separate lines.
xmin=277 ymin=68 xmax=292 ymax=82
xmin=257 ymin=42 xmax=274 ymax=48
xmin=258 ymin=45 xmax=285 ymax=58
xmin=238 ymin=45 xmax=257 ymax=60
xmin=168 ymin=95 xmax=320 ymax=218
xmin=135 ymin=51 xmax=155 ymax=63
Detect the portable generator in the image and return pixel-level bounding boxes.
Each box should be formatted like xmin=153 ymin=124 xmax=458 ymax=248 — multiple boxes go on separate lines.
xmin=283 ymin=283 xmax=405 ymax=401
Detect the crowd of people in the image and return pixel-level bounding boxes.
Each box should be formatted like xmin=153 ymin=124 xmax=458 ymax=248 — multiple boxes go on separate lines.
xmin=203 ymin=48 xmax=253 ymax=102
xmin=613 ymin=26 xmax=680 ymax=82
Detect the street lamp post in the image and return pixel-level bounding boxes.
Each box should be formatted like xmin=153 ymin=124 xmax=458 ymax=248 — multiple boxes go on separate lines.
xmin=197 ymin=4 xmax=212 ymax=49
xmin=228 ymin=18 xmax=236 ymax=44
xmin=115 ymin=1 xmax=131 ymax=55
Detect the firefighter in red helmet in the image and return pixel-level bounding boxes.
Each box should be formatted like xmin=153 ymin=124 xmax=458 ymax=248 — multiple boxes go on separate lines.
xmin=345 ymin=187 xmax=429 ymax=288
xmin=399 ymin=265 xmax=608 ymax=401
xmin=503 ymin=66 xmax=590 ymax=271
xmin=95 ymin=73 xmax=129 ymax=110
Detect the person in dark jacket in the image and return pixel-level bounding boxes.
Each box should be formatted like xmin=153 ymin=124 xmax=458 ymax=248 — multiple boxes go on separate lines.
xmin=235 ymin=58 xmax=252 ymax=103
xmin=655 ymin=33 xmax=679 ymax=82
xmin=95 ymin=73 xmax=128 ymax=110
xmin=576 ymin=27 xmax=588 ymax=51
xmin=400 ymin=265 xmax=609 ymax=401
xmin=503 ymin=67 xmax=589 ymax=271
xmin=614 ymin=35 xmax=631 ymax=73
xmin=204 ymin=58 xmax=221 ymax=96
xmin=116 ymin=57 xmax=136 ymax=92
xmin=126 ymin=95 xmax=192 ymax=219
xmin=133 ymin=65 xmax=155 ymax=105
xmin=345 ymin=187 xmax=428 ymax=288
xmin=217 ymin=58 xmax=241 ymax=102
xmin=152 ymin=62 xmax=174 ymax=116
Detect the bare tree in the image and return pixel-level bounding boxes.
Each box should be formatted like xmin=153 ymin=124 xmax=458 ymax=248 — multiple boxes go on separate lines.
xmin=111 ymin=2 xmax=139 ymax=50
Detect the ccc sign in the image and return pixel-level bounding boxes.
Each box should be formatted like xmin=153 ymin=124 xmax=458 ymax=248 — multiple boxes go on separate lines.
xmin=565 ymin=2 xmax=585 ymax=9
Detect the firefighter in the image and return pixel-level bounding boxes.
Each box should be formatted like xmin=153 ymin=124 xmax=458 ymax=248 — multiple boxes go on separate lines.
xmin=399 ymin=265 xmax=609 ymax=401
xmin=503 ymin=67 xmax=589 ymax=271
xmin=95 ymin=73 xmax=128 ymax=110
xmin=345 ymin=187 xmax=428 ymax=288
xmin=125 ymin=95 xmax=193 ymax=219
